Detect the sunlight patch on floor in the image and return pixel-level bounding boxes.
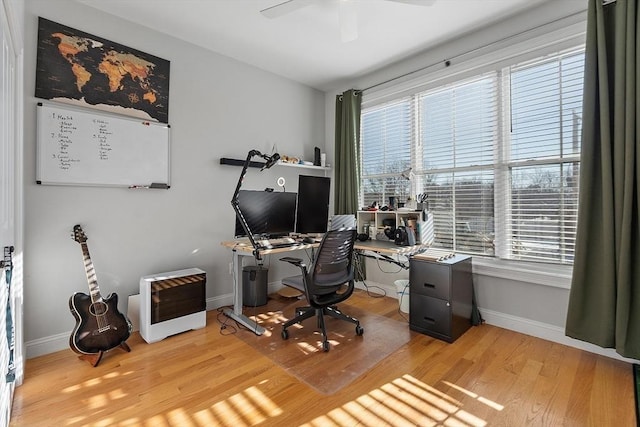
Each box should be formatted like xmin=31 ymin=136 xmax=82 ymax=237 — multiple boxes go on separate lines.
xmin=53 ymin=371 xmax=502 ymax=427
xmin=143 ymin=414 xmax=171 ymax=426
xmin=167 ymin=408 xmax=195 ymax=426
xmin=62 ymin=369 xmax=131 ymax=394
xmin=250 ymin=310 xmax=345 ymax=353
xmin=60 ymin=374 xmax=282 ymax=427
xmin=207 ymin=383 xmax=283 ymax=426
xmin=253 ymin=310 xmax=288 ymax=325
xmin=296 ymin=341 xmax=319 ymax=354
xmin=87 ymin=392 xmax=109 ymax=409
xmin=443 ymin=380 xmax=504 ymax=411
xmin=302 ymin=374 xmax=500 ymax=427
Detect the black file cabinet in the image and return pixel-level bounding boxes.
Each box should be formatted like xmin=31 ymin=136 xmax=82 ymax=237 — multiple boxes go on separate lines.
xmin=409 ymin=255 xmax=473 ymax=343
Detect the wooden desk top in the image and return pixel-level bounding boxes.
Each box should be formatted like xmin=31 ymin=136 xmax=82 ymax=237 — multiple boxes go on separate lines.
xmin=220 ymin=239 xmax=318 ymax=255
xmin=221 ymin=237 xmax=430 ymax=257
xmin=353 ymin=239 xmax=427 ymax=256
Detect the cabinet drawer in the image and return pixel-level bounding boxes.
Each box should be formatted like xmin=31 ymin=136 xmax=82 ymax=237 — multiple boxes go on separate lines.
xmin=409 ymin=294 xmax=451 ymax=337
xmin=410 ymin=260 xmax=451 ymax=299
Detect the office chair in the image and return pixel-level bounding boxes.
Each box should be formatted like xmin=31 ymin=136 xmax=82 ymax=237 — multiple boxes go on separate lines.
xmin=279 ymin=228 xmax=363 ymax=351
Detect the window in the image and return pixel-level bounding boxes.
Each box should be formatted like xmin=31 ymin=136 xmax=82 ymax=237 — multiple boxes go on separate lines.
xmin=360 ymin=47 xmax=584 ymax=265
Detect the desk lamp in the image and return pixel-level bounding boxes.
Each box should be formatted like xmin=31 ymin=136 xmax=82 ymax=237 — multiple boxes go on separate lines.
xmin=231 ymin=149 xmax=280 ymax=260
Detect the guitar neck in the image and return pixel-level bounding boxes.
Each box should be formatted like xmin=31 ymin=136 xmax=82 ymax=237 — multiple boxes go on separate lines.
xmin=80 ymin=242 xmax=102 ymax=302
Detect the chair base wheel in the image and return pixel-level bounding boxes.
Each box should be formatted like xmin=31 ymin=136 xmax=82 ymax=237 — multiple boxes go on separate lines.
xmin=322 ymin=341 xmax=330 ymax=352
xmin=281 ymin=329 xmax=289 ymax=340
xmin=356 ymin=325 xmax=364 ymax=336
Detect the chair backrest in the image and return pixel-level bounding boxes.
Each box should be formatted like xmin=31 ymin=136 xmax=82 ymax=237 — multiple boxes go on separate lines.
xmin=306 ymin=228 xmax=357 ymax=298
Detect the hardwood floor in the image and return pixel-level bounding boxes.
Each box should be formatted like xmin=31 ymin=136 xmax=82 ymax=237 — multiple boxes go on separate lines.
xmin=10 ymin=290 xmax=635 ymax=426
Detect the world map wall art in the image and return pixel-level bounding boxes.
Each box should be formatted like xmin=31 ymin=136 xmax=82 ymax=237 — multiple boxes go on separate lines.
xmin=35 ymin=17 xmax=170 ymax=123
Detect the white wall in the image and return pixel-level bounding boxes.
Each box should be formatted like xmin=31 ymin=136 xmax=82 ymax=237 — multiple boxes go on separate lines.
xmin=23 ymin=0 xmax=326 ymax=356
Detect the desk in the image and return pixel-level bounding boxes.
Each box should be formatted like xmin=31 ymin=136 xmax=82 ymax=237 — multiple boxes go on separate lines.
xmin=220 ymin=238 xmax=429 ymax=335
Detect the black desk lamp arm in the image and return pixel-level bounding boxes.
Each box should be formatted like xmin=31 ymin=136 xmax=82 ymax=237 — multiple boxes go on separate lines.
xmin=230 ymin=149 xmax=280 ymax=260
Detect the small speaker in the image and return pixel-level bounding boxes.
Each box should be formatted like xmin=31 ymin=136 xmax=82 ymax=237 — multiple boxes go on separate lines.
xmin=314 ymin=147 xmax=321 ymax=166
xmin=394 ymin=226 xmax=409 ymax=246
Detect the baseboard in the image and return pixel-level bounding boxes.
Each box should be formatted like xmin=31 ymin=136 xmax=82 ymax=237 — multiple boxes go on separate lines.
xmin=25 ymin=295 xmax=232 ymax=359
xmin=480 ymin=308 xmax=640 ymax=364
xmin=26 ymin=332 xmax=70 ymax=359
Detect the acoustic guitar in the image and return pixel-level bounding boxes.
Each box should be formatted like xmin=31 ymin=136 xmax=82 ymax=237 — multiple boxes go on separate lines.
xmin=69 ymin=224 xmax=132 ymax=366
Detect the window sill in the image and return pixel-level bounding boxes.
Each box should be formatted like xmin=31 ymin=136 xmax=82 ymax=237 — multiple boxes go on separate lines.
xmin=472 ymin=256 xmax=572 ymax=289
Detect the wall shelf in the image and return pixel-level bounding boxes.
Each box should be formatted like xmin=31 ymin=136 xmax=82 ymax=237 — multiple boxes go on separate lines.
xmin=220 ymin=157 xmax=330 ymax=171
xmin=278 ymin=161 xmax=330 ymax=171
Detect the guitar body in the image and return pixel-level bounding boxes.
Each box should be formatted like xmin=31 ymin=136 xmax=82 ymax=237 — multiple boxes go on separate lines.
xmin=69 ymin=291 xmax=132 ymax=355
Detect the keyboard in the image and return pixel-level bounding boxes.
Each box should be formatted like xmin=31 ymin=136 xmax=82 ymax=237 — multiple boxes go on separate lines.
xmin=267 ymin=242 xmax=301 ymax=249
xmin=256 ymin=237 xmax=298 ymax=248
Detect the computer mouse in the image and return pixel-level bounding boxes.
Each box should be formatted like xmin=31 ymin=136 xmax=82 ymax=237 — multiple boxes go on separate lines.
xmin=303 ymin=236 xmax=316 ymax=244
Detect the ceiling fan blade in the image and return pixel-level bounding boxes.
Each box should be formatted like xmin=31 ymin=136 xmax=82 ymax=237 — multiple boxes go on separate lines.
xmin=386 ymin=0 xmax=437 ymax=5
xmin=339 ymin=0 xmax=358 ymax=42
xmin=260 ymin=0 xmax=313 ymax=19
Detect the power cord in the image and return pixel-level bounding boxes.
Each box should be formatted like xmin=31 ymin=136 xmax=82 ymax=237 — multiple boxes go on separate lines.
xmin=397 ymin=306 xmax=409 ymax=322
xmin=375 ymin=256 xmax=406 ymax=274
xmin=216 ymin=305 xmax=260 ymax=335
xmin=396 ymin=282 xmax=410 ymax=322
xmin=216 ymin=307 xmax=238 ymax=335
xmin=354 ymin=254 xmax=386 ymax=298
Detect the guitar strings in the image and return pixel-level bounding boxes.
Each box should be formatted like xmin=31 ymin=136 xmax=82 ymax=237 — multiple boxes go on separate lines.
xmin=82 ymin=242 xmax=109 ymax=331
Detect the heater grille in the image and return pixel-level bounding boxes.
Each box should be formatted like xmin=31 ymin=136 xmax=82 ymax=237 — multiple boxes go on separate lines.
xmin=151 ymin=273 xmax=206 ymax=324
xmin=140 ymin=268 xmax=207 ymax=343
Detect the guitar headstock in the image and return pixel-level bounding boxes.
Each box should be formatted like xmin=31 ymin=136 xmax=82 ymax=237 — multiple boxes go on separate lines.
xmin=72 ymin=224 xmax=87 ymax=244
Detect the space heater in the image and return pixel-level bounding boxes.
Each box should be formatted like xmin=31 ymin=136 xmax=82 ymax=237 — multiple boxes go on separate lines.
xmin=139 ymin=268 xmax=207 ymax=343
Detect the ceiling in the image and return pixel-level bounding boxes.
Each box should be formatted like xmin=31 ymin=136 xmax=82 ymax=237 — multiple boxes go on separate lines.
xmin=76 ymin=0 xmax=549 ymax=92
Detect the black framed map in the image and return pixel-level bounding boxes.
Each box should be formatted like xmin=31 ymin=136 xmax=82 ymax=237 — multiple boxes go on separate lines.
xmin=35 ymin=17 xmax=170 ymax=123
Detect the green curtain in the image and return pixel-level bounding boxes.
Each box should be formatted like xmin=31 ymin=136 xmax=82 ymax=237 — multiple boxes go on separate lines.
xmin=566 ymin=0 xmax=640 ymax=359
xmin=334 ymin=89 xmax=361 ymax=215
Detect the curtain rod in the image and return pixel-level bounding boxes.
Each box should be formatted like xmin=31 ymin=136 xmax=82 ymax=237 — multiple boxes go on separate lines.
xmin=361 ymin=9 xmax=587 ymax=94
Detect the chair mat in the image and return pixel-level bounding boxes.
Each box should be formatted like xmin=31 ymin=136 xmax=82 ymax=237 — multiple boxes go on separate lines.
xmin=234 ymin=294 xmax=412 ymax=395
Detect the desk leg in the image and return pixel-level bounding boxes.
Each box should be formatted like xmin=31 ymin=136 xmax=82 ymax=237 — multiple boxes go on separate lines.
xmin=222 ymin=249 xmax=265 ymax=335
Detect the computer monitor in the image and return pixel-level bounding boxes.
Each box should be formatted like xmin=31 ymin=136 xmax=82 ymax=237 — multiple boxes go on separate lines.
xmin=296 ymin=175 xmax=330 ymax=234
xmin=234 ymin=190 xmax=297 ymax=238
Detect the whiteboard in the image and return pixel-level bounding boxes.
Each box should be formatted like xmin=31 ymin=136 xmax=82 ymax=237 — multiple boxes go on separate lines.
xmin=36 ymin=102 xmax=170 ymax=188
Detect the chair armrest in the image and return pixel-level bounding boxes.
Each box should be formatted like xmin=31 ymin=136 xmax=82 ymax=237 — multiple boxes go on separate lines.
xmin=280 ymin=256 xmax=304 ymax=267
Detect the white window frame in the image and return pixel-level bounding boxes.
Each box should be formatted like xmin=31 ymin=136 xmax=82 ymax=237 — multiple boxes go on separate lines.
xmin=360 ymin=21 xmax=587 ymax=288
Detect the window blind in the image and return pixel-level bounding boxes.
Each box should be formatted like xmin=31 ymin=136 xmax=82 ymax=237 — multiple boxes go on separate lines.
xmin=361 ymin=97 xmax=413 ymax=208
xmin=506 ymin=50 xmax=583 ymax=263
xmin=418 ymin=74 xmax=498 ymax=255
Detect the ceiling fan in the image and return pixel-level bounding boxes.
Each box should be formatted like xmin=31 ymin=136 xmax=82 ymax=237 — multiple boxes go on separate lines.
xmin=260 ymin=0 xmax=436 ymax=43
